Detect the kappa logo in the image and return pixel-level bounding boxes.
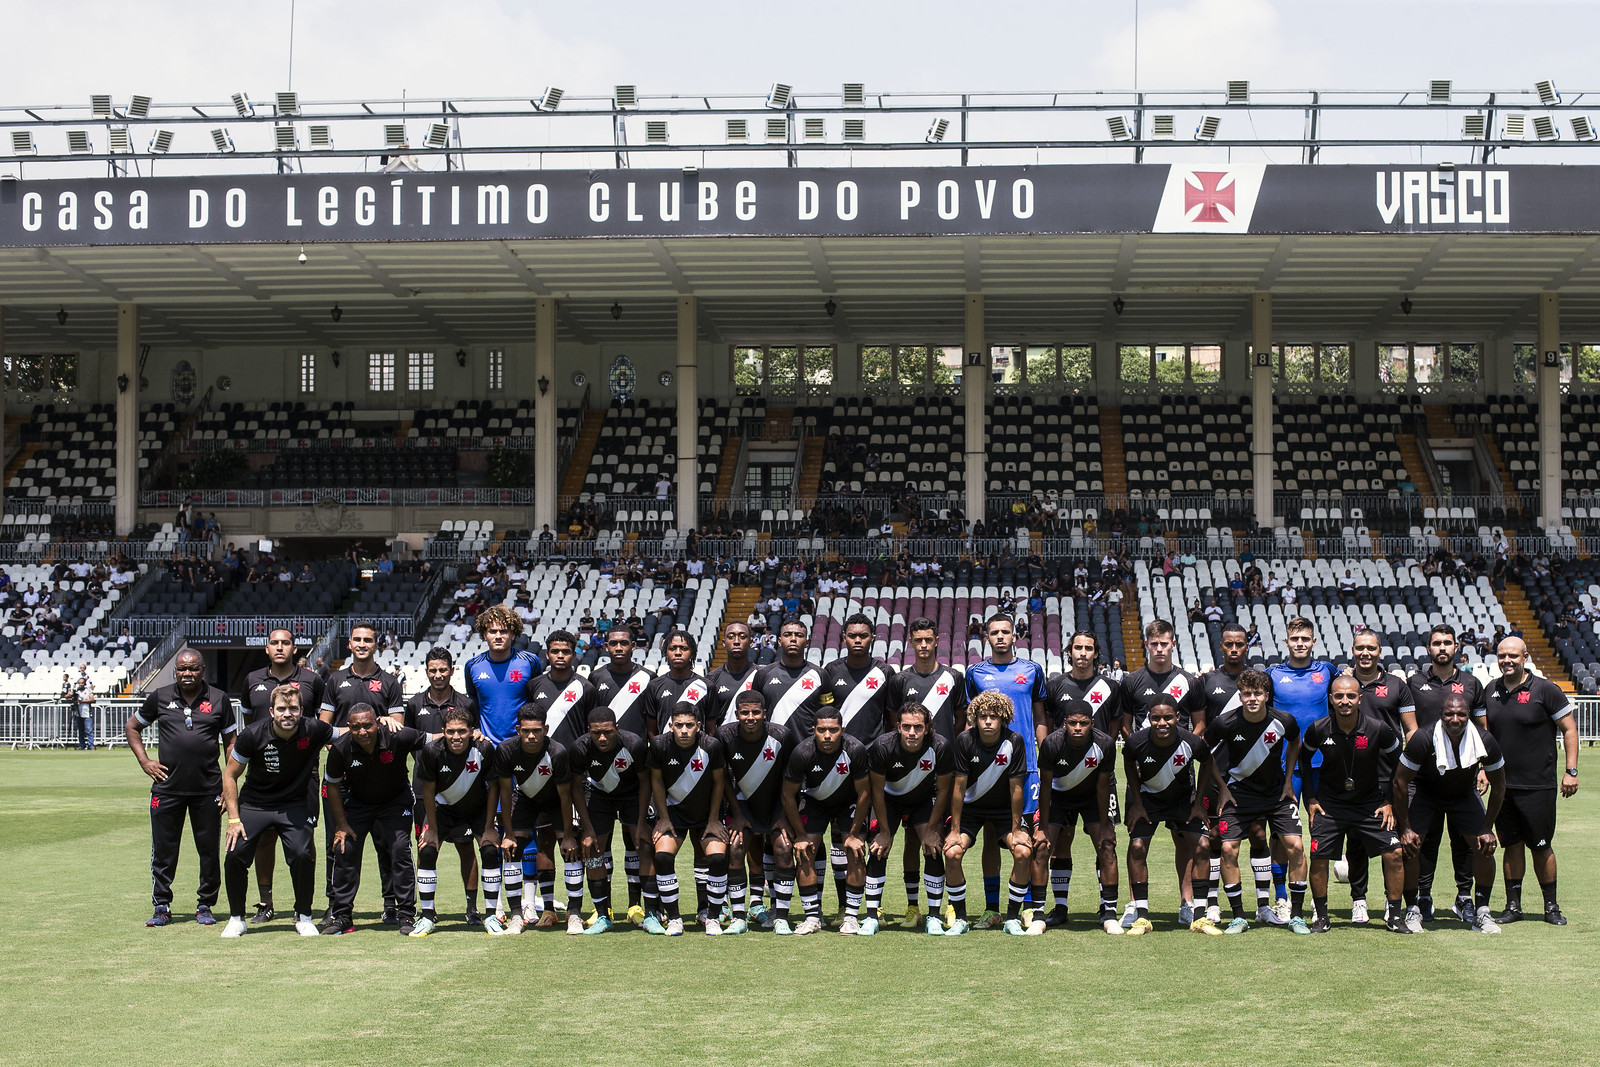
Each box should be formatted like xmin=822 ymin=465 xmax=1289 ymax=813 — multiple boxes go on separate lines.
xmin=1323 ymin=739 xmax=1337 ymax=747
xmin=1143 ymin=688 xmax=1156 ymax=696
xmin=1232 ymin=734 xmax=1246 ymax=742
xmin=892 ymin=762 xmax=905 ymax=770
xmin=1143 ymin=757 xmax=1157 ymax=764
xmin=717 ymin=685 xmax=731 ymax=694
xmin=351 ymin=758 xmax=363 ymax=768
xmin=812 ymin=765 xmax=824 ymax=773
xmin=669 ymin=758 xmax=680 ymax=766
xmin=254 ymin=683 xmax=268 ymax=692
xmin=1213 ymin=687 xmax=1225 ymax=695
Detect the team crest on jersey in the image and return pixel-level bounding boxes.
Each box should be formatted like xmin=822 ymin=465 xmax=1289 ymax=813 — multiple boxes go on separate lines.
xmin=919 ymin=758 xmax=933 ymax=771
xmin=379 ymin=751 xmax=394 ymax=764
xmin=296 ymin=737 xmax=310 ymax=750
xmin=690 ymin=757 xmax=705 ymax=772
xmin=834 ymin=761 xmax=850 ymax=774
xmin=367 ymin=679 xmax=383 ymax=692
xmin=1517 ymin=691 xmax=1532 ymax=703
xmin=1452 ymin=683 xmax=1465 ymax=694
xmin=1354 ymin=736 xmax=1369 ymax=750
xmin=936 ymin=683 xmax=950 ymax=696
xmin=1015 ymin=674 xmax=1029 ymax=685
xmin=1375 ymin=685 xmax=1388 ymax=698
xmin=1312 ymin=673 xmax=1324 ymax=684
xmin=509 ymin=670 xmax=524 ymax=683
xmin=198 ymin=701 xmax=212 ymax=715
xmin=994 ymin=752 xmax=1008 ymax=766
xmin=1084 ymin=755 xmax=1098 ymax=767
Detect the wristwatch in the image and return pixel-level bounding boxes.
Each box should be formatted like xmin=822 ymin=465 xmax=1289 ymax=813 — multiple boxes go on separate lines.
xmin=1565 ymin=768 xmax=1578 ymax=778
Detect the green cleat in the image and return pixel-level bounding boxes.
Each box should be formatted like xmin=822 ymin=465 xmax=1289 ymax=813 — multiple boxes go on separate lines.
xmin=581 ymin=915 xmax=615 ymax=935
xmin=1224 ymin=917 xmax=1249 ymax=935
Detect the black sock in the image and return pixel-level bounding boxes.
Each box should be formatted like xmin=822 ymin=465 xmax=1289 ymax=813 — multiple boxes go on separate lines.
xmin=1132 ymin=881 xmax=1149 ymax=918
xmin=1540 ymin=879 xmax=1558 ymax=909
xmin=1403 ymin=887 xmax=1418 ymax=907
xmin=1224 ymin=882 xmax=1245 ymax=918
xmin=1289 ymin=880 xmax=1307 ymax=919
xmin=1505 ymin=879 xmax=1523 ymax=908
xmin=1006 ymin=879 xmax=1028 ymax=920
xmin=1386 ymin=897 xmax=1403 ymax=921
xmin=465 ymin=890 xmax=477 ymax=912
xmin=1474 ymin=884 xmax=1492 ymax=909
xmin=1099 ymin=883 xmax=1119 ymax=918
xmin=256 ymin=881 xmax=273 ymax=906
xmin=1313 ymin=894 xmax=1329 ymax=920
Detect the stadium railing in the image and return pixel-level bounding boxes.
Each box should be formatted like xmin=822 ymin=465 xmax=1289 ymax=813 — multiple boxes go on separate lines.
xmin=139 ymin=487 xmax=538 ymax=508
xmin=125 ymin=614 xmax=422 ymax=643
xmin=127 ymin=625 xmax=184 ymax=692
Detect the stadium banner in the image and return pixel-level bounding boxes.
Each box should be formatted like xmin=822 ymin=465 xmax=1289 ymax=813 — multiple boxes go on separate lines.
xmin=0 ymin=164 xmax=1592 ymax=246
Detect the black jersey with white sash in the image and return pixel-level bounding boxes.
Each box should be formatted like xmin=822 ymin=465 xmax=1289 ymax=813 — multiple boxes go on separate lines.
xmin=493 ymin=737 xmax=570 ymax=807
xmin=415 ymin=737 xmax=496 ymax=817
xmin=885 ymin=664 xmax=967 ymax=742
xmin=952 ymin=728 xmax=1029 ymax=817
xmin=784 ymin=735 xmax=868 ymax=810
xmin=716 ymin=721 xmax=793 ymax=822
xmin=589 ymin=661 xmax=658 ymax=736
xmin=1123 ymin=726 xmax=1209 ymax=807
xmin=820 ymin=657 xmax=892 ymax=743
xmin=1204 ymin=708 xmax=1299 ymax=805
xmin=707 ymin=663 xmax=761 ymax=726
xmin=648 ymin=732 xmax=724 ymax=825
xmin=527 ymin=671 xmax=599 ymax=746
xmin=1037 ymin=727 xmax=1115 ymax=804
xmin=569 ymin=730 xmax=649 ymax=800
xmin=753 ymin=660 xmax=826 ymax=740
xmin=867 ymin=731 xmax=952 ymax=809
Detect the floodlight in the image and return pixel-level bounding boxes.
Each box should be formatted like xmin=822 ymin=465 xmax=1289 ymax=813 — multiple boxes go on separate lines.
xmin=90 ymin=94 xmax=112 ymax=117
xmin=804 ymin=117 xmax=825 ymax=141
xmin=646 ymin=120 xmax=668 ymax=143
xmin=108 ymin=128 xmax=132 ymax=153
xmin=210 ymin=128 xmax=235 ymax=153
xmin=926 ymin=118 xmax=949 ymax=143
xmin=1503 ymin=114 xmax=1526 ymax=139
xmin=424 ymin=122 xmax=449 ymax=149
xmin=148 ymin=129 xmax=174 ymax=154
xmin=1573 ymin=116 xmax=1597 ymax=141
xmin=1461 ymin=114 xmax=1487 ymax=139
xmin=276 ymin=91 xmax=299 ymax=115
xmin=309 ymin=124 xmax=333 ymax=149
xmin=1195 ymin=115 xmax=1222 ymax=140
xmin=127 ymin=94 xmax=152 ymax=118
xmin=1226 ymin=80 xmax=1249 ymax=103
xmin=536 ymin=87 xmax=563 ymax=111
xmin=1428 ymin=80 xmax=1451 ymax=104
xmin=1152 ymin=114 xmax=1175 ymax=139
xmin=66 ymin=130 xmax=91 ymax=153
xmin=1106 ymin=115 xmax=1132 ymax=141
xmin=766 ymin=83 xmax=792 ymax=109
xmin=842 ymin=83 xmax=864 ymax=106
xmin=1536 ymin=79 xmax=1559 ymax=106
xmin=843 ymin=118 xmax=864 ymax=141
xmin=766 ymin=117 xmax=788 ymax=141
xmin=274 ymin=125 xmax=299 ymax=151
xmin=10 ymin=131 xmax=36 ymax=155
xmin=726 ymin=118 xmax=748 ymax=142
xmin=232 ymin=92 xmax=253 ymax=117
xmin=384 ymin=124 xmax=406 ymax=147
xmin=1533 ymin=115 xmax=1558 ymax=141
xmin=614 ymin=85 xmax=637 ymax=109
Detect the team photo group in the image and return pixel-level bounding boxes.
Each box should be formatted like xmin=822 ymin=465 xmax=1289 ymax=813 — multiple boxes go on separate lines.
xmin=128 ymin=600 xmax=1579 ymax=940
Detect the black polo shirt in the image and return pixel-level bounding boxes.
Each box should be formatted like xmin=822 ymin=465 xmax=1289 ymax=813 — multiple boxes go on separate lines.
xmin=1406 ymin=667 xmax=1485 ymax=732
xmin=241 ymin=665 xmax=325 ymax=726
xmin=232 ymin=716 xmax=335 ymax=809
xmin=1399 ymin=724 xmax=1505 ymax=801
xmin=1481 ymin=673 xmax=1575 ymax=791
xmin=323 ymin=726 xmax=429 ymax=807
xmin=320 ymin=664 xmax=405 ymax=726
xmin=403 ymin=688 xmax=479 ymax=735
xmin=134 ymin=683 xmax=236 ymax=796
xmin=1299 ymin=714 xmax=1401 ymax=808
xmin=1354 ymin=671 xmax=1417 ymax=738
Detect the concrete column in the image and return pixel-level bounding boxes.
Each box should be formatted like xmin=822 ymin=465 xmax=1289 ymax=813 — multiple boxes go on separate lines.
xmin=1251 ymin=293 xmax=1275 ymax=528
xmin=533 ymin=297 xmax=558 ymax=534
xmin=676 ymin=295 xmax=699 ymax=532
xmin=1538 ymin=291 xmax=1561 ymax=526
xmin=0 ymin=306 xmax=5 ymax=516
xmin=115 ymin=303 xmax=139 ymax=536
xmin=963 ymin=293 xmax=986 ymax=527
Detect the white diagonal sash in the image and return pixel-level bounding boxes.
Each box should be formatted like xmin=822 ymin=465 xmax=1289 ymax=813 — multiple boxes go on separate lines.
xmin=1142 ymin=740 xmax=1194 ymax=794
xmin=918 ymin=669 xmax=956 ymax=719
xmin=1053 ymin=741 xmax=1107 ymax=792
xmin=666 ymin=744 xmax=710 ymax=804
xmin=545 ymin=678 xmax=586 ymax=737
xmin=517 ymin=750 xmax=556 ymax=799
xmin=607 ymin=669 xmax=652 ymax=718
xmin=437 ymin=751 xmax=486 ymax=806
xmin=735 ymin=734 xmax=783 ymax=799
xmin=593 ymin=745 xmax=636 ymax=793
xmin=770 ymin=668 xmax=822 ymax=727
xmin=718 ymin=667 xmax=760 ymax=726
xmin=809 ymin=751 xmax=855 ymax=802
xmin=964 ymin=739 xmax=1015 ymax=803
xmin=884 ymin=746 xmax=936 ymax=797
xmin=838 ymin=667 xmax=887 ymax=730
xmin=1231 ymin=723 xmax=1284 ymax=782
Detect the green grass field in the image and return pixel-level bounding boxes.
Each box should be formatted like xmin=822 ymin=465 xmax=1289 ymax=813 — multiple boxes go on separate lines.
xmin=1 ymin=751 xmax=1596 ymax=1066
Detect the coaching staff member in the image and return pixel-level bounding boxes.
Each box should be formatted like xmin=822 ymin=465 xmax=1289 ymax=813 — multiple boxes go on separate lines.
xmin=127 ymin=648 xmax=235 ymax=928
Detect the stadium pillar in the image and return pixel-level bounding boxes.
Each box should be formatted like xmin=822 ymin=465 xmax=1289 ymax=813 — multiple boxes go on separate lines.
xmin=533 ymin=297 xmax=558 ymax=534
xmin=1538 ymin=291 xmax=1562 ymax=525
xmin=114 ymin=302 xmax=139 ymax=537
xmin=676 ymin=294 xmax=699 ymax=533
xmin=963 ymin=293 xmax=986 ymax=528
xmin=0 ymin=306 xmax=5 ymax=514
xmin=1251 ymin=293 xmax=1274 ymax=529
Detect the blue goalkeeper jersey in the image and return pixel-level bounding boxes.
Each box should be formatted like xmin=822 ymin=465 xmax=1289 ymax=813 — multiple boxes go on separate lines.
xmin=1268 ymin=659 xmax=1337 ymax=767
xmin=463 ymin=648 xmax=543 ymax=744
xmin=964 ymin=657 xmax=1046 ymax=813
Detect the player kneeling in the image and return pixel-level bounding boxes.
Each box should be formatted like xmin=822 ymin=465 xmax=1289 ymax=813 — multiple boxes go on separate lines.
xmin=649 ymin=702 xmax=731 ymax=936
xmin=1122 ymin=697 xmax=1216 ymax=935
xmin=945 ymin=691 xmax=1039 ymax=936
xmin=867 ymin=702 xmax=954 ymax=936
xmin=1036 ymin=699 xmax=1121 ymax=934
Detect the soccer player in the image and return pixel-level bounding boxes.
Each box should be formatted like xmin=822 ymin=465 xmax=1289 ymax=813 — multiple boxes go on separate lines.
xmin=882 ymin=615 xmax=968 ymax=926
xmin=717 ymin=689 xmax=795 ymax=935
xmin=648 ymin=702 xmax=730 ymax=936
xmin=818 ymin=613 xmax=891 ymax=908
xmin=1117 ymin=619 xmax=1206 ymax=926
xmin=1121 ymin=696 xmax=1216 ymax=935
xmin=1204 ymin=669 xmax=1310 ymax=934
xmin=945 ymin=690 xmax=1038 ymax=936
xmin=964 ymin=615 xmax=1046 ymax=927
xmin=1346 ymin=629 xmax=1420 ymax=920
xmin=1392 ymin=693 xmax=1506 ymax=933
xmin=589 ymin=627 xmax=659 ymax=737
xmin=410 ymin=708 xmax=505 ymax=936
xmin=753 ymin=617 xmax=827 ymax=741
xmin=1404 ymin=624 xmax=1486 ymax=922
xmin=1199 ymin=623 xmax=1281 ymax=925
xmin=401 ymin=646 xmax=482 ymax=923
xmin=239 ymin=628 xmax=325 ymax=924
xmin=867 ymin=701 xmax=954 ymax=935
xmin=1300 ymin=675 xmax=1407 ymax=934
xmin=1481 ymin=636 xmax=1578 ymax=926
xmin=568 ymin=706 xmax=652 ymax=934
xmin=780 ymin=706 xmax=870 ymax=935
xmin=219 ymin=685 xmax=335 ymax=938
xmin=493 ymin=706 xmax=574 ymax=934
xmin=127 ymin=648 xmax=235 ymax=927
xmin=321 ymin=622 xmax=406 ymax=727
xmin=706 ymin=621 xmax=761 ymax=727
xmin=1035 ymin=698 xmax=1121 ymax=934
xmin=321 ymin=704 xmax=429 ymax=935
xmin=461 ymin=605 xmax=542 ymax=745
xmin=526 ymin=630 xmax=598 ymax=746
xmin=643 ymin=629 xmax=716 ymax=919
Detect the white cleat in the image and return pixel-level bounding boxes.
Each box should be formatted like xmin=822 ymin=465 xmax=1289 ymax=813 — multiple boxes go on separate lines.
xmin=1350 ymin=899 xmax=1370 ymax=925
xmin=294 ymin=914 xmax=320 ymax=937
xmin=1025 ymin=918 xmax=1047 ymax=936
xmin=1206 ymin=904 xmax=1222 ymax=924
xmin=566 ymin=913 xmax=586 ymax=935
xmin=220 ymin=916 xmax=248 ymax=939
xmin=505 ymin=914 xmax=526 ymax=935
xmin=1474 ymin=906 xmax=1502 ymax=935
xmin=1101 ymin=917 xmax=1124 ymax=935
xmin=704 ymin=918 xmax=723 ymax=936
xmin=1257 ymin=904 xmax=1287 ymax=927
xmin=793 ymin=916 xmax=824 ymax=936
xmin=1272 ymin=898 xmax=1292 ymax=925
xmin=838 ymin=915 xmax=860 ymax=935
xmin=521 ymin=899 xmax=539 ymax=923
xmin=1404 ymin=905 xmax=1425 ymax=934
xmin=665 ymin=918 xmax=684 ymax=936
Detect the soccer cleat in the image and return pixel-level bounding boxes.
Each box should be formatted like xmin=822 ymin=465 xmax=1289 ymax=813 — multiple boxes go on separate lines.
xmin=858 ymin=916 xmax=880 ymax=936
xmin=723 ymin=918 xmax=748 ymax=935
xmin=1024 ymin=917 xmax=1046 ymax=936
xmin=1101 ymin=916 xmax=1124 ymax=935
xmin=640 ymin=914 xmax=667 ymax=935
xmin=1384 ymin=911 xmax=1411 ymax=934
xmin=1332 ymin=858 xmax=1350 ymax=883
xmin=1272 ymin=898 xmax=1292 ymax=925
xmin=1418 ymin=896 xmax=1436 ymax=922
xmin=901 ymin=906 xmax=921 ymax=929
xmin=1404 ymin=905 xmax=1425 ymax=934
xmin=397 ymin=920 xmax=415 ymax=936
xmin=838 ymin=915 xmax=860 ymax=935
xmin=1178 ymin=902 xmax=1195 ymax=925
xmin=566 ymin=913 xmax=586 ymax=935
xmin=318 ymin=916 xmax=354 ymax=935
xmin=465 ymin=906 xmax=482 ymax=927
xmin=532 ymin=911 xmax=559 ymax=930
xmin=1257 ymin=904 xmax=1288 ymax=927
xmin=294 ymin=914 xmax=321 ymax=937
xmin=1289 ymin=916 xmax=1311 ymax=935
xmin=582 ymin=915 xmax=615 ymax=935
xmin=924 ymin=915 xmax=947 ymax=936
xmin=1544 ymin=904 xmax=1568 ymax=926
xmin=1043 ymin=906 xmax=1068 ymax=928
xmin=773 ymin=917 xmax=794 ymax=936
xmin=943 ymin=918 xmax=971 ymax=937
xmin=625 ymin=904 xmax=647 ymax=926
xmin=695 ymin=908 xmax=711 ymax=927
xmin=749 ymin=903 xmax=771 ymax=928
xmin=1224 ymin=917 xmax=1249 ymax=935
xmin=973 ymin=910 xmax=1002 ymax=930
xmin=1492 ymin=902 xmax=1522 ymax=925
xmin=1452 ymin=897 xmax=1476 ymax=926
xmin=1206 ymin=904 xmax=1222 ymax=924
xmin=1126 ymin=917 xmax=1154 ymax=936
xmin=194 ymin=905 xmax=216 ymax=926
xmin=665 ymin=918 xmax=684 ymax=936
xmin=381 ymin=906 xmax=399 ymax=926
xmin=704 ymin=918 xmax=723 ymax=936
xmin=1474 ymin=907 xmax=1502 ymax=934
xmin=408 ymin=916 xmax=436 ymax=937
xmin=521 ymin=898 xmax=539 ymax=923
xmin=483 ymin=913 xmax=507 ymax=936
xmin=250 ymin=902 xmax=275 ymax=926
xmin=145 ymin=905 xmax=172 ymax=928
xmin=1350 ymin=899 xmax=1370 ymax=925
xmin=219 ymin=916 xmax=248 ymax=938
xmin=1121 ymin=901 xmax=1138 ymax=929
xmin=1308 ymin=915 xmax=1331 ymax=934
xmin=1189 ymin=917 xmax=1223 ymax=936
xmin=1003 ymin=918 xmax=1026 ymax=935
xmin=793 ymin=916 xmax=824 ymax=936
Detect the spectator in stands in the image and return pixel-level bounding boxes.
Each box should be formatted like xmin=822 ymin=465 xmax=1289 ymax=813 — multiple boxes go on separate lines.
xmin=1204 ymin=599 xmax=1225 ymax=625
xmin=63 ymin=671 xmax=91 ymax=749
xmin=295 ymin=564 xmax=314 ymax=585
xmin=654 ymin=592 xmax=679 ymax=623
xmin=1265 ymin=572 xmax=1282 ymax=601
xmin=445 ymin=617 xmax=472 ymax=644
xmin=1106 ymin=659 xmax=1126 ymax=683
xmin=1246 ymin=625 xmax=1263 ymax=652
xmin=655 ymin=474 xmax=672 ymax=503
xmin=276 ymin=562 xmax=294 ymax=585
xmin=626 ymin=613 xmax=644 ymax=642
xmin=1100 ymin=551 xmax=1118 ymax=582
xmin=966 ymin=616 xmax=983 ymax=641
xmin=604 ymin=575 xmax=624 ymax=601
xmin=111 ymin=626 xmax=134 ymax=652
xmin=1187 ymin=601 xmax=1206 ymax=626
xmin=1281 ymin=582 xmax=1297 ymax=608
xmin=1338 ymin=569 xmax=1358 ymax=599
xmin=997 ymin=589 xmax=1016 ymax=615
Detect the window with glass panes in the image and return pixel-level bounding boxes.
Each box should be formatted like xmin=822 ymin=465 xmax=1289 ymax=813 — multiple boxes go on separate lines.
xmin=407 ymin=351 xmax=435 ymax=392
xmin=368 ymin=352 xmax=396 ymax=392
xmin=1269 ymin=343 xmax=1350 ymax=384
xmin=299 ymin=353 xmax=316 ymax=394
xmin=1378 ymin=342 xmax=1480 ymax=387
xmin=487 ymin=349 xmax=505 ymax=391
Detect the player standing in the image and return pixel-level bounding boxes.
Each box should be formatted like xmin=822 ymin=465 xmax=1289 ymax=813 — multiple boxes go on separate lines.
xmin=706 ymin=621 xmax=761 ymax=727
xmin=819 ymin=614 xmax=892 ymax=910
xmin=410 ymin=708 xmax=505 ymax=936
xmin=524 ymin=630 xmax=597 ymax=924
xmin=642 ymin=630 xmax=715 ymax=920
xmin=461 ymin=605 xmax=542 ymax=745
xmin=401 ymin=646 xmax=483 ymax=923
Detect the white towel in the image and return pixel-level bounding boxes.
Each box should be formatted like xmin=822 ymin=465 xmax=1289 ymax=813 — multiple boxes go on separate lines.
xmin=1433 ymin=719 xmax=1487 ymax=773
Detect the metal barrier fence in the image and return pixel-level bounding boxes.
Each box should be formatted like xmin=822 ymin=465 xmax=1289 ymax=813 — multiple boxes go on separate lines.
xmin=139 ymin=487 xmax=538 ymax=509
xmin=124 ymin=614 xmax=419 ymax=644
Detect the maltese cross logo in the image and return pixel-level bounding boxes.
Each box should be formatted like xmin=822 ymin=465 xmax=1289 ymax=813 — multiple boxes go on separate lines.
xmin=1184 ymin=171 xmax=1236 ymax=224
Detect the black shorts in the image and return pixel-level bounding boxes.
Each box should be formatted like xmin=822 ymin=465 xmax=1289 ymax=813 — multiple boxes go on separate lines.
xmin=657 ymin=804 xmax=714 ymax=837
xmin=585 ymin=791 xmax=641 ymax=840
xmin=957 ymin=809 xmax=1023 ymax=842
xmin=1126 ymin=795 xmax=1204 ymax=840
xmin=883 ymin=797 xmax=936 ymax=831
xmin=734 ymin=798 xmax=782 ymax=837
xmin=1047 ymin=793 xmax=1102 ymax=830
xmin=1218 ymin=797 xmax=1302 ymax=842
xmin=798 ymin=798 xmax=856 ymax=838
xmin=1310 ymin=805 xmax=1402 ymax=859
xmin=511 ymin=794 xmax=562 ymax=834
xmin=1495 ymin=788 xmax=1557 ymax=851
xmin=431 ymin=804 xmax=489 ymax=845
